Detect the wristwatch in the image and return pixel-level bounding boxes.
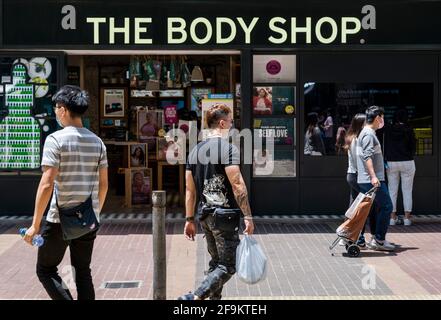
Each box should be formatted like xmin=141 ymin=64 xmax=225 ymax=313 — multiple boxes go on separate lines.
xmin=186 ymin=216 xmax=195 ymax=222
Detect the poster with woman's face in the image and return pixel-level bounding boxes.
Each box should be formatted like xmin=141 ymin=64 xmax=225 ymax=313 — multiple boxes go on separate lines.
xmin=253 ymin=86 xmax=295 ymax=115
xmin=131 ymin=169 xmax=151 ymax=205
xmin=138 ymin=110 xmax=163 ymax=142
xmin=130 ymin=144 xmax=147 ymax=167
xmin=253 ymin=87 xmax=273 ymax=115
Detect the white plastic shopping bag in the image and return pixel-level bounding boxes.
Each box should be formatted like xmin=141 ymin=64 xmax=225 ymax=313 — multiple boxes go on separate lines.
xmin=344 ymin=192 xmax=365 ymax=219
xmin=345 ymin=188 xmax=377 ymax=219
xmin=236 ymin=235 xmax=267 ymax=284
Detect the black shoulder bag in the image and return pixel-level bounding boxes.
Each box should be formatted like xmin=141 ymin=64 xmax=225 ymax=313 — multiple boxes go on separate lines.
xmin=56 ymin=143 xmax=102 ymax=241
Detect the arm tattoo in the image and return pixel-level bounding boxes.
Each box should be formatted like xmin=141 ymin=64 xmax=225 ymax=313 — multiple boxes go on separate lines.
xmin=235 ymin=186 xmax=252 ymax=216
xmin=232 ymin=172 xmax=252 ymax=216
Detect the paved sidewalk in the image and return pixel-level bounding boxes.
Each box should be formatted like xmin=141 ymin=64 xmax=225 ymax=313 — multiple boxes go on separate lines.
xmin=1 ymin=218 xmax=441 ymax=300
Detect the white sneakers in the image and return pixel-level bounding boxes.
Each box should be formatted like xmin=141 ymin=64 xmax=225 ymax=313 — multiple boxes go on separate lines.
xmin=367 ymin=238 xmax=396 ymax=251
xmin=390 ymin=217 xmax=412 ymax=226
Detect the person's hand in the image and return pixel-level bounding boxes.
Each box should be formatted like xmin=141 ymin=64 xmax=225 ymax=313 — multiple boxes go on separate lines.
xmin=184 ymin=221 xmax=196 ymax=241
xmin=23 ymin=225 xmax=39 ymax=246
xmin=371 ymin=176 xmax=380 ymax=188
xmin=244 ymin=218 xmax=254 ymax=235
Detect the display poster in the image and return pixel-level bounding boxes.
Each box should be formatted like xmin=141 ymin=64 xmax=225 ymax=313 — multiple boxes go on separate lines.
xmin=253 ymin=55 xmax=296 ymax=83
xmin=253 ymin=118 xmax=295 ymax=146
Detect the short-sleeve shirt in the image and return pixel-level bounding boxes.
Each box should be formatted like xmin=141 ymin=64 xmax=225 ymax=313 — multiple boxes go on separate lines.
xmin=41 ymin=126 xmax=108 ymax=223
xmin=186 ymin=137 xmax=240 ymax=215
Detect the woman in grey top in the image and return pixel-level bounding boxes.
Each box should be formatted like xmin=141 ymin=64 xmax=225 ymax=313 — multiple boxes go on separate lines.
xmin=345 ymin=113 xmax=366 ymax=204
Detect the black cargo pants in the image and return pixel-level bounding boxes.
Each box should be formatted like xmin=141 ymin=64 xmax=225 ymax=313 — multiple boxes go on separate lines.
xmin=194 ymin=213 xmax=240 ymax=300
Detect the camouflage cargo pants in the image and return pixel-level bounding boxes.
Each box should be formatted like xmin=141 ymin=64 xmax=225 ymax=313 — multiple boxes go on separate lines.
xmin=194 ymin=213 xmax=240 ymax=300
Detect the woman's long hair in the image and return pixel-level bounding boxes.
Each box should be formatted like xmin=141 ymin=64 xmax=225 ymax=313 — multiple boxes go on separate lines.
xmin=344 ymin=113 xmax=366 ymax=150
xmin=335 ymin=127 xmax=347 ymax=154
xmin=306 ymin=112 xmax=319 ymax=134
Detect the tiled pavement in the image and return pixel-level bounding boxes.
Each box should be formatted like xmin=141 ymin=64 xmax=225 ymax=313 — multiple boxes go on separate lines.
xmin=1 ymin=218 xmax=441 ymax=300
xmin=199 ymin=221 xmax=441 ymax=299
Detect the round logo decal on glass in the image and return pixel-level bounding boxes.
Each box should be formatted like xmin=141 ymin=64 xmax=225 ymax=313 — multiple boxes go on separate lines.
xmin=285 ymin=105 xmax=295 ymax=115
xmin=266 ymin=60 xmax=281 ymax=75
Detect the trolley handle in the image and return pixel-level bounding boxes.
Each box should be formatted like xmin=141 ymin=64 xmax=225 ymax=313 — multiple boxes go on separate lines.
xmin=365 ymin=187 xmax=378 ymax=196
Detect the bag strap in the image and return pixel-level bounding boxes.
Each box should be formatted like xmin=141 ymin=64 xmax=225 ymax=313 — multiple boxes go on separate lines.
xmin=55 ymin=139 xmax=103 ymax=210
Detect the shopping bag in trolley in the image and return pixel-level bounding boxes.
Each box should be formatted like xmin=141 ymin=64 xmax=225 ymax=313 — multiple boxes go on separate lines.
xmin=337 ymin=187 xmax=377 ymax=242
xmin=344 ymin=192 xmax=366 ymax=219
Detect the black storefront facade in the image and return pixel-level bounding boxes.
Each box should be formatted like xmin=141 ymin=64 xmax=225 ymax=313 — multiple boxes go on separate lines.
xmin=1 ymin=0 xmax=441 ymax=216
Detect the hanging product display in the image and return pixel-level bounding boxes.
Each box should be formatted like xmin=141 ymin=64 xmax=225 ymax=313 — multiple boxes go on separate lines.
xmin=169 ymin=56 xmax=177 ymax=88
xmin=180 ymin=57 xmax=191 ymax=88
xmin=129 ymin=56 xmax=142 ymax=88
xmin=160 ymin=58 xmax=168 ymax=89
xmin=152 ymin=60 xmax=162 ymax=80
xmin=144 ymin=57 xmax=155 ymax=80
xmin=173 ymin=57 xmax=182 ymax=88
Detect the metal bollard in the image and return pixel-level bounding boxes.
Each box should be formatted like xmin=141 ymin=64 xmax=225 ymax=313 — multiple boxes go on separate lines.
xmin=152 ymin=190 xmax=166 ymax=300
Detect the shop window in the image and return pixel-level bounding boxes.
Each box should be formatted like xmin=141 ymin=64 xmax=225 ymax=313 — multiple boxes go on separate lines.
xmin=304 ymin=83 xmax=433 ymax=156
xmin=0 ymin=56 xmax=60 ymax=170
xmin=252 ymin=54 xmax=297 ymax=178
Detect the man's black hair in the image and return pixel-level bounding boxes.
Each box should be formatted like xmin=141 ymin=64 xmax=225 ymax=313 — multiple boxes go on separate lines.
xmin=52 ymin=85 xmax=89 ymax=117
xmin=365 ymin=105 xmax=384 ymax=124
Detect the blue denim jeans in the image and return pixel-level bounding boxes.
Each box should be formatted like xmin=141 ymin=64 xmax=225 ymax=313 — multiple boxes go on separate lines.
xmin=358 ymin=182 xmax=392 ymax=241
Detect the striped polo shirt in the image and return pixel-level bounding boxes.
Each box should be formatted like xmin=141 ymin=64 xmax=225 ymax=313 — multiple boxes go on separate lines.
xmin=41 ymin=126 xmax=108 ymax=223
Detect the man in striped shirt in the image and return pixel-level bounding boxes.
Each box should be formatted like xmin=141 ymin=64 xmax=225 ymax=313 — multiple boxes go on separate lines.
xmin=23 ymin=85 xmax=108 ymax=300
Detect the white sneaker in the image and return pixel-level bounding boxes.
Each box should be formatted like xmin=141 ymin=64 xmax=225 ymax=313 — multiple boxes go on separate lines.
xmin=367 ymin=238 xmax=395 ymax=251
xmin=403 ymin=218 xmax=412 ymax=226
xmin=338 ymin=239 xmax=347 ymax=246
xmin=390 ymin=218 xmax=398 ymax=226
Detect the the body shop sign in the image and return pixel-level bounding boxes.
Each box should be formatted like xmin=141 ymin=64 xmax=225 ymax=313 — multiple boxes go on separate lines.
xmin=72 ymin=5 xmax=376 ymax=45
xmin=0 ymin=1 xmax=383 ymax=47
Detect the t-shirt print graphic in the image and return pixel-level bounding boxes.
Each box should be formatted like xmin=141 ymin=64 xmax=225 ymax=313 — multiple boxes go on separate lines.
xmin=203 ymin=174 xmax=230 ymax=207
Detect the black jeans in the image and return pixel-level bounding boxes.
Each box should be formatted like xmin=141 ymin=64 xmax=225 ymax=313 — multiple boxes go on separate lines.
xmin=36 ymin=221 xmax=97 ymax=300
xmin=346 ymin=173 xmax=360 ymax=206
xmin=194 ymin=214 xmax=240 ymax=300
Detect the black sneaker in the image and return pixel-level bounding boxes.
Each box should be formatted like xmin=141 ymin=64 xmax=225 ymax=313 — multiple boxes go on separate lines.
xmin=177 ymin=292 xmax=195 ymax=300
xmin=357 ymin=241 xmax=367 ymax=250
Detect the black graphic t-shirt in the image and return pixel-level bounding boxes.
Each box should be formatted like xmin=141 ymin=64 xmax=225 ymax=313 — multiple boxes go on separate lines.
xmin=186 ymin=137 xmax=240 ymax=216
